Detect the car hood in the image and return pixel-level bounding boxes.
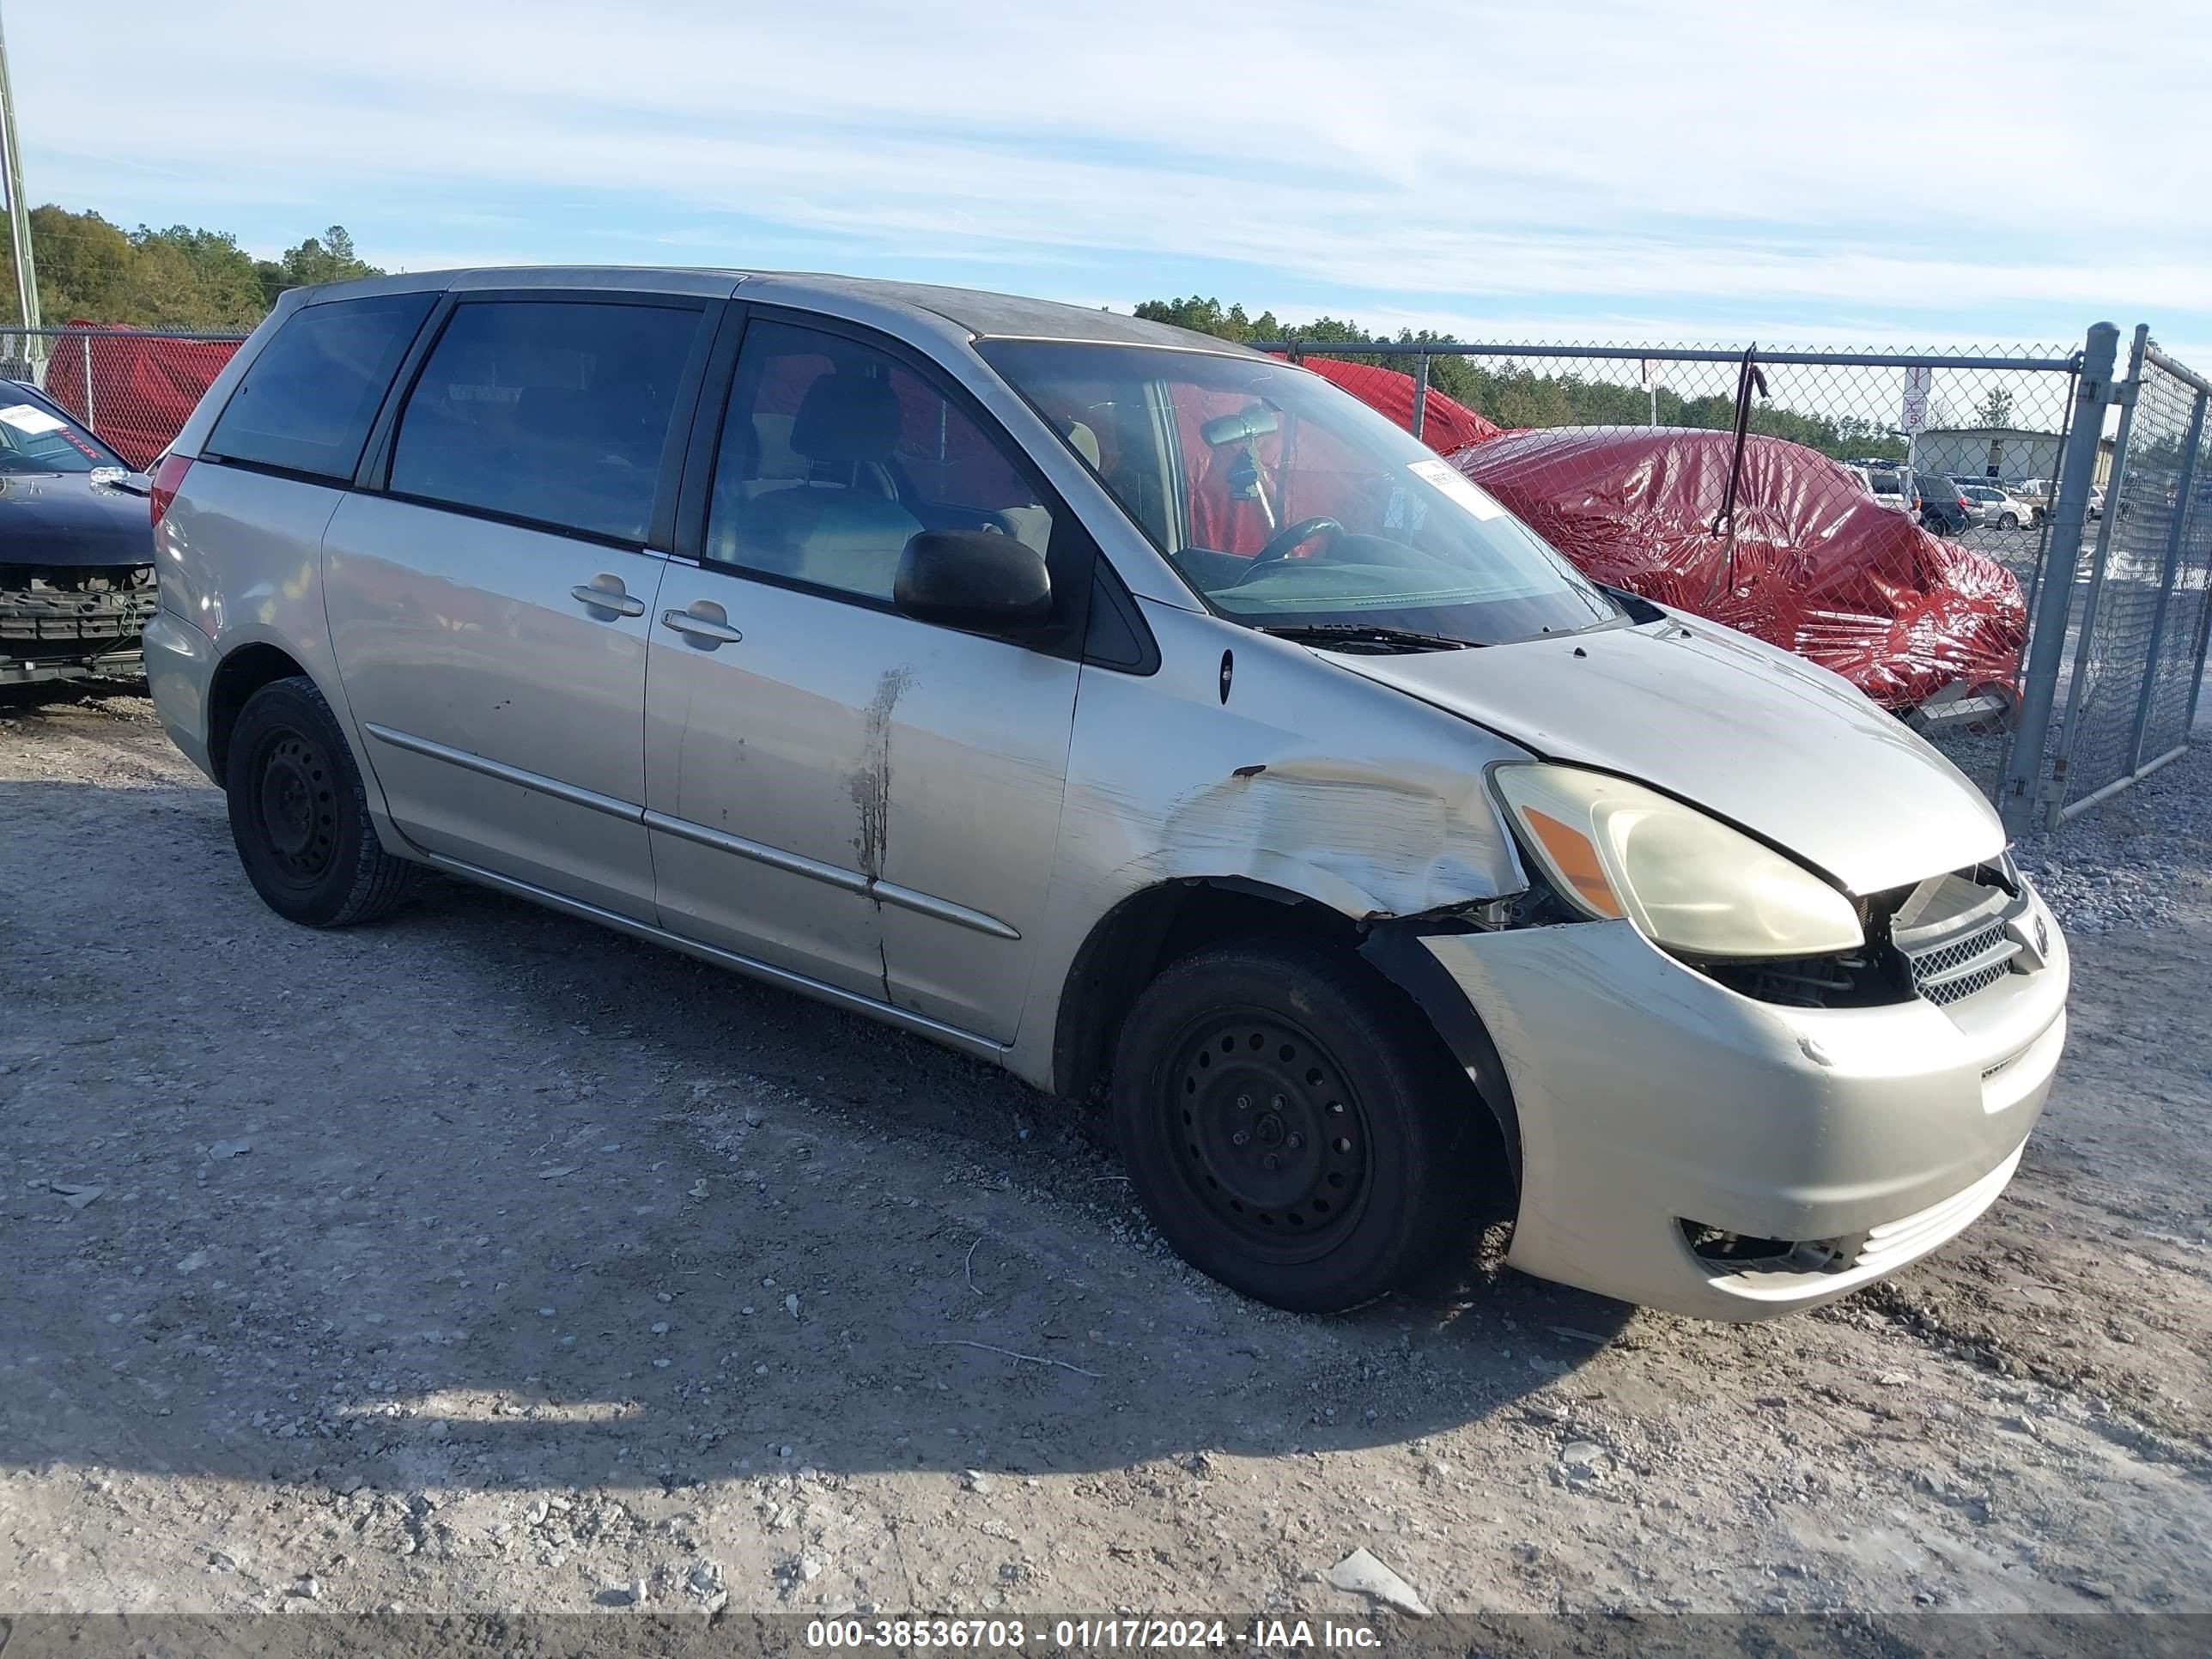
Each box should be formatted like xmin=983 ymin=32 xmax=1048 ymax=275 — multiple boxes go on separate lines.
xmin=0 ymin=472 xmax=150 ymax=569
xmin=1333 ymin=615 xmax=2006 ymax=896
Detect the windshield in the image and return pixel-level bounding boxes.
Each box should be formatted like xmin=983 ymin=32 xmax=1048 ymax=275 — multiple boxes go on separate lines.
xmin=977 ymin=341 xmax=1618 ymax=647
xmin=0 ymin=397 xmax=123 ymax=475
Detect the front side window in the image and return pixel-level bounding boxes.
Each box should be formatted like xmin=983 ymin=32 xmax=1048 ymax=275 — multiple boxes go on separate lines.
xmin=705 ymin=319 xmax=1066 ymax=609
xmin=206 ymin=292 xmax=435 ymax=480
xmin=979 ymin=341 xmax=1616 ymax=647
xmin=389 ymin=300 xmax=702 ymax=543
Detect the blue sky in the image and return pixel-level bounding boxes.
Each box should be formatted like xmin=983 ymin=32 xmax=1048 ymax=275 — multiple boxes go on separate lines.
xmin=14 ymin=0 xmax=2210 ymax=360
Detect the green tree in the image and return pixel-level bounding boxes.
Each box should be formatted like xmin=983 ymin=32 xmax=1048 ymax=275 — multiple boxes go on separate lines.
xmin=3 ymin=206 xmax=384 ymax=327
xmin=1 ymin=205 xmax=133 ymax=323
xmin=1975 ymin=386 xmax=2016 ymax=428
xmin=1132 ymin=295 xmax=1291 ymax=343
xmin=119 ymin=225 xmax=267 ymax=328
xmin=258 ymin=224 xmax=380 ymax=307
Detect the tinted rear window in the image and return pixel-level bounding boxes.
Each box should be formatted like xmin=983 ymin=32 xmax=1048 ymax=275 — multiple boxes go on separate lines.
xmin=387 ymin=301 xmax=701 ymax=543
xmin=206 ymin=293 xmax=435 ymax=480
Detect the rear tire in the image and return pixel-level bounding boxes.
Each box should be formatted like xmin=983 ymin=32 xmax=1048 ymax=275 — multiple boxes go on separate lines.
xmin=1999 ymin=513 xmax=2021 ymax=530
xmin=1111 ymin=938 xmax=1480 ymax=1314
xmin=224 ymin=675 xmax=414 ymax=927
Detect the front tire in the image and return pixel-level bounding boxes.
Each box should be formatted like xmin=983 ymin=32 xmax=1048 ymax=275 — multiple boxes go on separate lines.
xmin=1111 ymin=938 xmax=1480 ymax=1313
xmin=224 ymin=675 xmax=414 ymax=927
xmin=1999 ymin=513 xmax=2021 ymax=530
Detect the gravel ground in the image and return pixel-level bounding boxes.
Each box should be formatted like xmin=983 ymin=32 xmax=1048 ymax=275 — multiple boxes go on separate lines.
xmin=1 ymin=686 xmax=2208 ymax=1621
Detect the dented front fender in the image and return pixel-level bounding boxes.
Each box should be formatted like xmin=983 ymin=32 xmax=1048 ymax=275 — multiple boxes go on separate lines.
xmin=1007 ymin=602 xmax=1530 ymax=1088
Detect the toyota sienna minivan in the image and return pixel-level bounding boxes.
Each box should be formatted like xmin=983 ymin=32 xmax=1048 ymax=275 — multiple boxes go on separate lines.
xmin=143 ymin=269 xmax=2069 ymax=1319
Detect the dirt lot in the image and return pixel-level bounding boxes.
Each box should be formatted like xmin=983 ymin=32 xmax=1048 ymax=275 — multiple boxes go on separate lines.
xmin=1 ymin=687 xmax=2207 ymax=1620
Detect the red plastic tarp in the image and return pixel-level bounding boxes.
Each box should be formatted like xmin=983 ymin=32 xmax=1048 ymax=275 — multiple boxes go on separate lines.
xmin=41 ymin=325 xmax=241 ymax=471
xmin=1449 ymin=425 xmax=2026 ymax=711
xmin=1282 ymin=354 xmax=1502 ymax=454
xmin=1285 ymin=355 xmax=2024 ymax=710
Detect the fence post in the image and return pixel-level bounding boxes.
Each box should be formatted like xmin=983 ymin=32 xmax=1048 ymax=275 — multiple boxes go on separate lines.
xmin=2001 ymin=321 xmax=2120 ymax=838
xmin=80 ymin=331 xmax=95 ymax=434
xmin=2185 ymin=477 xmax=2212 ymax=739
xmin=2043 ymin=324 xmax=2148 ymax=830
xmin=1410 ymin=354 xmax=1430 ymax=444
xmin=2126 ymin=385 xmax=2207 ymax=771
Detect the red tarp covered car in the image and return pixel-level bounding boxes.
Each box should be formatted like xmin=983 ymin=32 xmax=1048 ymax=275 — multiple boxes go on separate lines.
xmin=1286 ymin=354 xmax=1504 ymax=453
xmin=1449 ymin=426 xmax=2025 ymax=713
xmin=1288 ymin=356 xmax=2023 ymax=712
xmin=41 ymin=325 xmax=243 ymax=472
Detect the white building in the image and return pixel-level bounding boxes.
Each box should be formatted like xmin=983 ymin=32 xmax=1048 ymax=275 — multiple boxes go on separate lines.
xmin=1908 ymin=426 xmax=2063 ymax=487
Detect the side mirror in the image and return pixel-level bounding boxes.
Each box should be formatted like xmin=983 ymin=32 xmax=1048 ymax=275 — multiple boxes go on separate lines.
xmin=894 ymin=529 xmax=1052 ymax=635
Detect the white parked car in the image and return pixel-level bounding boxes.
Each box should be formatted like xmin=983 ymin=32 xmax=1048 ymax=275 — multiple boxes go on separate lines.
xmin=1845 ymin=463 xmax=1917 ymax=514
xmin=1952 ymin=480 xmax=2028 ymax=530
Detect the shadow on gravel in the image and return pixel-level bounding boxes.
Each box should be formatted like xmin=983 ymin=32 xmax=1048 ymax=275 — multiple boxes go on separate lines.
xmin=0 ymin=772 xmax=1632 ymax=1498
xmin=0 ymin=678 xmax=147 ymax=714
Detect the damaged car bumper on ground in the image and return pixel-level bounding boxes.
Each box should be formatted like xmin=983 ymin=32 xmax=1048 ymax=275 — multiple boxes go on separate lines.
xmin=1412 ymin=878 xmax=2069 ymax=1321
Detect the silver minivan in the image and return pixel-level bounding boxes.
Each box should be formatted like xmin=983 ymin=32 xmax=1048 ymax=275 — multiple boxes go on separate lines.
xmin=143 ymin=270 xmax=2069 ymax=1319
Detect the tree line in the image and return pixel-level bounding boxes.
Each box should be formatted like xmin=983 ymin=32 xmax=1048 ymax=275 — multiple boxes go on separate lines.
xmin=1133 ymin=295 xmax=1926 ymax=460
xmin=1 ymin=206 xmax=383 ymax=331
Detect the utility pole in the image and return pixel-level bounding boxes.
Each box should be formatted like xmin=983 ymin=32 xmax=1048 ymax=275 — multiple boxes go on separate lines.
xmin=0 ymin=3 xmax=41 ymax=366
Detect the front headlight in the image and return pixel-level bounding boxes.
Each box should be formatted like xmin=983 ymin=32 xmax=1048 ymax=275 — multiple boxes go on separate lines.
xmin=1490 ymin=763 xmax=1863 ymax=960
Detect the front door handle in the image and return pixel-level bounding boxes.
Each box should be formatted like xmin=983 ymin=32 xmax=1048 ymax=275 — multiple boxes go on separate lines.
xmin=570 ymin=577 xmax=646 ymax=618
xmin=660 ymin=605 xmax=744 ymax=646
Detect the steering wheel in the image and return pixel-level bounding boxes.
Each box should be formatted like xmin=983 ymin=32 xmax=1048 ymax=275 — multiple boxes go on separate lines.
xmin=1230 ymin=517 xmax=1343 ymax=586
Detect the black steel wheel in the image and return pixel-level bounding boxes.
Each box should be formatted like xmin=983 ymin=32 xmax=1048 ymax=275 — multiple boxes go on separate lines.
xmin=1113 ymin=937 xmax=1482 ymax=1313
xmin=224 ymin=675 xmax=415 ymax=927
xmin=250 ymin=726 xmax=340 ymax=889
xmin=1163 ymin=1007 xmax=1372 ymax=1263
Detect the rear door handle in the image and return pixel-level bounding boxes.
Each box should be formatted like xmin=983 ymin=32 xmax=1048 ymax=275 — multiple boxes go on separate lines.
xmin=570 ymin=579 xmax=646 ymax=618
xmin=660 ymin=606 xmax=744 ymax=646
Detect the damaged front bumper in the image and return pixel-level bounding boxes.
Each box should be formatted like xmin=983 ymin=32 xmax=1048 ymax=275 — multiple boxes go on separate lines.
xmin=0 ymin=568 xmax=158 ymax=686
xmin=1413 ymin=884 xmax=2068 ymax=1321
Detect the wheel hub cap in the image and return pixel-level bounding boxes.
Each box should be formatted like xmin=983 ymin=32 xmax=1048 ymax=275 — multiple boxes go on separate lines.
xmin=257 ymin=732 xmax=337 ymax=880
xmin=1171 ymin=1015 xmax=1367 ymax=1253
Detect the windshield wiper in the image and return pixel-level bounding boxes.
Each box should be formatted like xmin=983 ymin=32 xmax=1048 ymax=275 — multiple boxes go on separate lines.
xmin=1256 ymin=623 xmax=1477 ymax=653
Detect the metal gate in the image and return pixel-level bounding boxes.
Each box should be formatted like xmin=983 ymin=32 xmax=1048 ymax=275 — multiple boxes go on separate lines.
xmin=2009 ymin=325 xmax=2212 ymax=828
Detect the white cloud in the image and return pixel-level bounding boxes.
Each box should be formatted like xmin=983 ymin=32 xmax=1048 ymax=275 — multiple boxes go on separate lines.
xmin=13 ymin=0 xmax=2209 ymax=342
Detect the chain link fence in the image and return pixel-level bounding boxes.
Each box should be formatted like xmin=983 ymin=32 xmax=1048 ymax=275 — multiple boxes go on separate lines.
xmin=1251 ymin=333 xmax=2088 ymax=811
xmin=2017 ymin=329 xmax=2212 ymax=826
xmin=1 ymin=325 xmax=247 ymax=471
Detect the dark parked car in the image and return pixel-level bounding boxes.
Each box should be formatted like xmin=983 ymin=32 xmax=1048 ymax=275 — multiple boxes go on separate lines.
xmin=0 ymin=382 xmax=155 ymax=687
xmin=1914 ymin=475 xmax=1972 ymax=536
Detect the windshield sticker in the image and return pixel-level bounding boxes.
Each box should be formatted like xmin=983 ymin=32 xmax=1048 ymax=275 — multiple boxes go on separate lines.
xmin=1407 ymin=458 xmax=1504 ymax=520
xmin=0 ymin=402 xmax=70 ymax=435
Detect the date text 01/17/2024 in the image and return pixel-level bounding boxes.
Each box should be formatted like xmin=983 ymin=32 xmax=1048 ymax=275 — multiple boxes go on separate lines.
xmin=803 ymin=1619 xmax=1385 ymax=1650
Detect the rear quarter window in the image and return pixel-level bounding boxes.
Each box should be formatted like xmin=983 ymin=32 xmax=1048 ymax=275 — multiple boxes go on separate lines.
xmin=205 ymin=293 xmax=436 ymax=481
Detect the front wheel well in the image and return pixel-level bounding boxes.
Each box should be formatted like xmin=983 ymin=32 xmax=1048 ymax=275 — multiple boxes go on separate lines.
xmin=1052 ymin=880 xmax=1522 ymax=1191
xmin=206 ymin=643 xmax=310 ymax=784
xmin=1052 ymin=881 xmax=1358 ymax=1109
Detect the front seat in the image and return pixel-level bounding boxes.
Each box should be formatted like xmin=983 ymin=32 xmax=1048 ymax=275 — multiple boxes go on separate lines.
xmin=732 ymin=374 xmax=921 ymax=599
